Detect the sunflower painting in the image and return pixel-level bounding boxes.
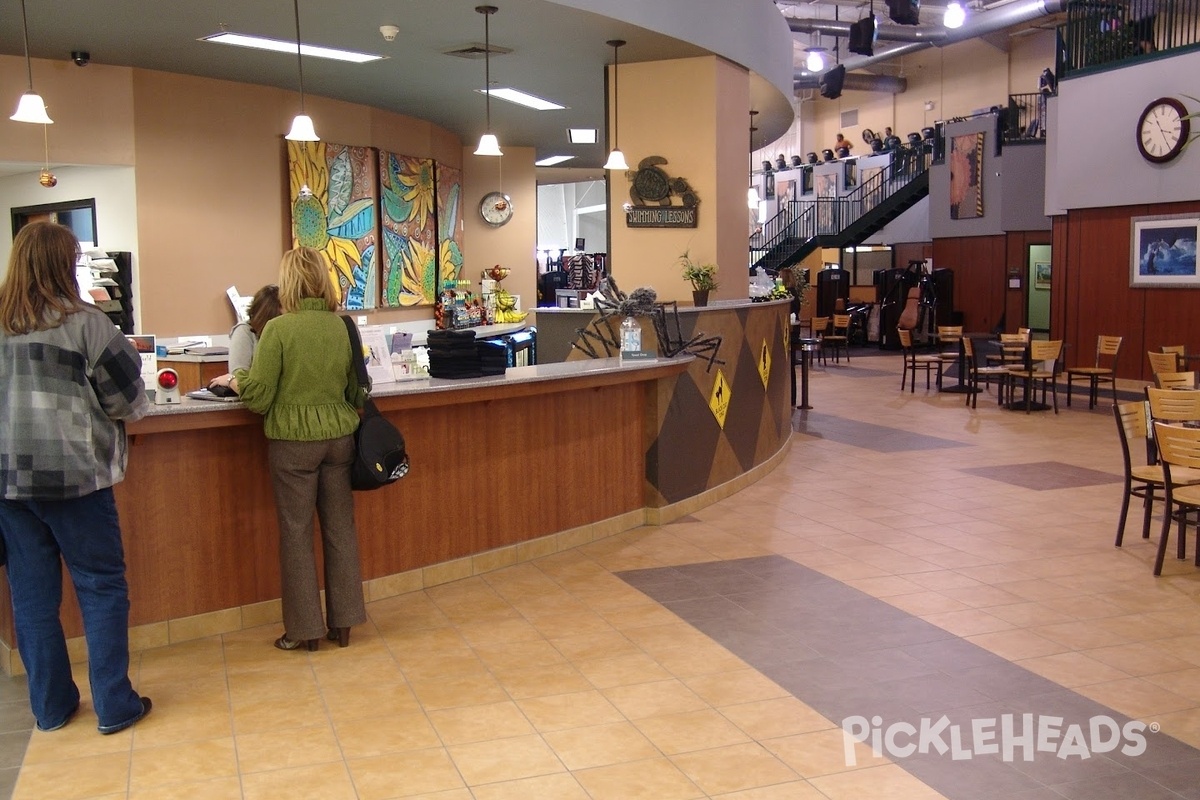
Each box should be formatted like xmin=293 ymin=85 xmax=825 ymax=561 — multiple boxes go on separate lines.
xmin=436 ymin=163 xmax=464 ymax=297
xmin=288 ymin=141 xmax=378 ymax=309
xmin=379 ymin=152 xmax=447 ymax=306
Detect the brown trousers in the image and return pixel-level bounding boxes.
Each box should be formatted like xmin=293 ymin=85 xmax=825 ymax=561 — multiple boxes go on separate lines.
xmin=267 ymin=436 xmax=366 ymax=641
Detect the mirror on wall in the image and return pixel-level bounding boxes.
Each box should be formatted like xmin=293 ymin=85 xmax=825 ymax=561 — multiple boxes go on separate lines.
xmin=12 ymin=198 xmax=98 ymax=247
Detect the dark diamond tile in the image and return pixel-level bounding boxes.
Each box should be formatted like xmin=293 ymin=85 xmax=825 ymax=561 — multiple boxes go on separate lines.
xmin=951 ymin=663 xmax=1064 ymax=701
xmin=874 ymin=673 xmax=992 ymax=714
xmin=959 ymin=461 xmax=1123 ymax=490
xmin=1052 ymin=770 xmax=1188 ymax=799
xmin=904 ymin=752 xmax=1044 ymax=800
xmin=1135 ymin=756 xmax=1200 ymax=799
xmin=902 ymin=638 xmax=1007 ymax=671
xmin=795 ymin=412 xmax=969 ymax=452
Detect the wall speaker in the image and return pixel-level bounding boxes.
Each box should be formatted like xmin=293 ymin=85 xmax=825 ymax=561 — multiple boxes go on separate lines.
xmin=848 ymin=17 xmax=876 ymax=56
xmin=887 ymin=0 xmax=921 ymax=25
xmin=819 ymin=65 xmax=846 ymax=100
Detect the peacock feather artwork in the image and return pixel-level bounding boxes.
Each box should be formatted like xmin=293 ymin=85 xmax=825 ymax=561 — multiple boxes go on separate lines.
xmin=379 ymin=152 xmax=455 ymax=306
xmin=287 ymin=141 xmax=378 ymax=310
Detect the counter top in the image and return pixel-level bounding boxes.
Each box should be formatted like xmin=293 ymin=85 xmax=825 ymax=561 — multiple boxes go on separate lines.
xmin=532 ymin=298 xmax=787 ymax=314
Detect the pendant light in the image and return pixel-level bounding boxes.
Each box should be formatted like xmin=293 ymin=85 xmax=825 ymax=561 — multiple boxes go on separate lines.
xmin=747 ymin=111 xmax=760 ymax=209
xmin=39 ymin=124 xmax=57 ymax=188
xmin=10 ymin=0 xmax=53 ymax=124
xmin=474 ymin=5 xmax=503 ymax=157
xmin=284 ymin=0 xmax=319 ymax=142
xmin=804 ymin=32 xmax=826 ymax=73
xmin=943 ymin=1 xmax=966 ymax=28
xmin=603 ymin=39 xmax=629 ymax=171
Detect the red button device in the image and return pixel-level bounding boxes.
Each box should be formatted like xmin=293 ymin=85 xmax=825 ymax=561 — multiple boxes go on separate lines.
xmin=157 ymin=370 xmax=178 ymax=390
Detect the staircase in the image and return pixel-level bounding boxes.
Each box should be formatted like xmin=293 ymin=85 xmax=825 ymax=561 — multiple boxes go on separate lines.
xmin=751 ymin=146 xmax=930 ymax=274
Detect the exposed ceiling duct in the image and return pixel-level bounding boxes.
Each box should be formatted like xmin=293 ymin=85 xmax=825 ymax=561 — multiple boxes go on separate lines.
xmin=794 ymin=72 xmax=909 ymax=93
xmin=788 ymin=0 xmax=1069 ymax=88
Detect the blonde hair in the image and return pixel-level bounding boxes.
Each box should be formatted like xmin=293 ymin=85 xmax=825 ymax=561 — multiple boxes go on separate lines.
xmin=0 ymin=222 xmax=87 ymax=335
xmin=278 ymin=247 xmax=338 ymax=312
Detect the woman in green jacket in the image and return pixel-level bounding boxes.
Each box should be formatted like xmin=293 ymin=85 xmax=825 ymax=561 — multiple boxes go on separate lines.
xmin=220 ymin=247 xmax=368 ymax=651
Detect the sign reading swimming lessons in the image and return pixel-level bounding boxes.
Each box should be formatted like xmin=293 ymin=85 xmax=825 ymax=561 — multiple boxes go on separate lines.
xmin=625 ymin=207 xmax=698 ymax=228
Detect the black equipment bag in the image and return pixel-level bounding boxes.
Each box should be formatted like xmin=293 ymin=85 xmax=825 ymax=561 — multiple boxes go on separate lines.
xmin=342 ymin=316 xmax=409 ymax=490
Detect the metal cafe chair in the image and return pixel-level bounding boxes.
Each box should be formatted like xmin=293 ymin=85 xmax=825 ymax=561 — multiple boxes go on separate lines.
xmin=897 ymin=327 xmax=943 ymax=392
xmin=1006 ymin=339 xmax=1064 ymax=413
xmin=1066 ymin=334 xmax=1122 ymax=409
xmin=1150 ymin=421 xmax=1200 ymax=575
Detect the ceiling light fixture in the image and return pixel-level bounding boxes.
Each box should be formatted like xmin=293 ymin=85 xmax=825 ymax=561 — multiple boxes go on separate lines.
xmin=200 ymin=32 xmax=384 ymax=63
xmin=747 ymin=110 xmax=760 ymax=209
xmin=284 ymin=0 xmax=319 ymax=142
xmin=804 ymin=46 xmax=826 ymax=73
xmin=943 ymin=1 xmax=966 ymax=28
xmin=10 ymin=0 xmax=52 ymax=124
xmin=568 ymin=128 xmax=597 ymax=144
xmin=39 ymin=124 xmax=56 ymax=188
xmin=603 ymin=39 xmax=629 ymax=171
xmin=474 ymin=5 xmax=503 ymax=157
xmin=481 ymin=87 xmax=566 ymax=111
xmin=535 ymin=155 xmax=575 ymax=166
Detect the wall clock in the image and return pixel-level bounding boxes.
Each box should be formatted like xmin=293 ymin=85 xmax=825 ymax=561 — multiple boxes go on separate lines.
xmin=1136 ymin=97 xmax=1191 ymax=164
xmin=479 ymin=191 xmax=514 ymax=227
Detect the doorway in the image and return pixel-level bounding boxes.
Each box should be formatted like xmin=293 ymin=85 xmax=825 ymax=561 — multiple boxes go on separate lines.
xmin=1026 ymin=244 xmax=1051 ymax=336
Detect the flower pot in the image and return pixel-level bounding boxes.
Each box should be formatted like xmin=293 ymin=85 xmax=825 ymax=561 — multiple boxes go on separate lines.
xmin=692 ymin=289 xmax=710 ymax=307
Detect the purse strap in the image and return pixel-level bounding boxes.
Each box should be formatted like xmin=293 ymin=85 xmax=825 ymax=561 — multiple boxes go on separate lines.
xmin=341 ymin=315 xmax=371 ymax=389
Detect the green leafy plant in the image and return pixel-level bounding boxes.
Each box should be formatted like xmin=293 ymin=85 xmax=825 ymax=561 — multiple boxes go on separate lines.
xmin=679 ymin=251 xmax=719 ymax=291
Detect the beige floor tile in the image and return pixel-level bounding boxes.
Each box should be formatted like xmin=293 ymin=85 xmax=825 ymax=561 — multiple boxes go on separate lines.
xmin=682 ymin=667 xmax=789 ymax=706
xmin=573 ymin=757 xmax=704 ymax=800
xmin=719 ymin=697 xmax=836 ymax=740
xmin=645 ymin=643 xmax=750 ymax=678
xmin=516 ymin=690 xmax=625 ymax=732
xmin=1076 ymin=676 xmax=1195 ymax=718
xmin=333 ymin=711 xmax=442 ymax=758
xmin=597 ymin=602 xmax=687 ymax=630
xmin=427 ymin=701 xmax=534 ymax=745
xmin=634 ymin=708 xmax=752 ymax=754
xmin=708 ymin=782 xmax=828 ymax=799
xmin=22 ymin=718 xmax=135 ymax=764
xmin=573 ymin=651 xmax=674 ymax=689
xmin=885 ymin=591 xmax=972 ymax=616
xmin=921 ymin=608 xmax=1015 ymax=637
xmin=235 ymin=723 xmax=343 ymax=773
xmin=127 ymin=777 xmax=244 ymax=800
xmin=1016 ymin=651 xmax=1131 ymax=687
xmin=550 ymin=630 xmax=642 ymax=661
xmin=1083 ymin=642 xmax=1199 ymax=676
xmin=809 ymin=763 xmax=948 ymax=799
xmin=965 ymin=629 xmax=1070 ymax=661
xmin=1143 ymin=667 xmax=1200 ymax=702
xmin=242 ymin=762 xmax=359 ymax=800
xmin=12 ymin=752 xmax=130 ymax=800
xmin=491 ymin=661 xmax=595 ymax=699
xmin=761 ymin=728 xmax=889 ymax=777
xmin=1032 ymin=620 xmax=1132 ymax=650
xmin=470 ymin=772 xmax=592 ymax=800
xmin=407 ymin=672 xmax=509 ymax=711
xmin=543 ymin=720 xmax=661 ymax=770
xmin=129 ymin=736 xmax=238 ymax=790
xmin=1152 ymin=706 xmax=1200 ymax=748
xmin=670 ymin=741 xmax=799 ymax=795
xmin=603 ymin=679 xmax=709 ymax=720
xmin=346 ymin=749 xmax=464 ymax=800
xmin=454 ymin=617 xmax=544 ymax=647
xmin=447 ymin=733 xmax=565 ymax=785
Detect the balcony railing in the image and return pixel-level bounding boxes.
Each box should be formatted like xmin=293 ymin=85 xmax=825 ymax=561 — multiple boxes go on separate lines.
xmin=1058 ymin=0 xmax=1200 ymax=78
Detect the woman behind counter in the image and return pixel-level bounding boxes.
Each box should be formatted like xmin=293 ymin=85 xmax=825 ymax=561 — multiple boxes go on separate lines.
xmin=228 ymin=284 xmax=282 ymax=374
xmin=0 ymin=222 xmax=152 ymax=734
xmin=227 ymin=247 xmax=368 ymax=651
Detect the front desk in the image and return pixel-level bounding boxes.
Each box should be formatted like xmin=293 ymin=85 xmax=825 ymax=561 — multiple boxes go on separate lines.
xmin=0 ymin=352 xmax=789 ymax=674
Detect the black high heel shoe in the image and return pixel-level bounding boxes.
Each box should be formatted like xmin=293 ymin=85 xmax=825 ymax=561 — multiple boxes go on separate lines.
xmin=326 ymin=627 xmax=350 ymax=648
xmin=274 ymin=634 xmax=319 ymax=652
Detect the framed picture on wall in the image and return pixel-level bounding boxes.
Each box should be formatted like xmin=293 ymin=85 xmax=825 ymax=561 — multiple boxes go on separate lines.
xmin=1033 ymin=262 xmax=1052 ymax=289
xmin=1131 ymin=214 xmax=1200 ymax=288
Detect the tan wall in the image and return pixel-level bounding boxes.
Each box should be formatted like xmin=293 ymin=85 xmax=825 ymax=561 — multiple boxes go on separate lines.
xmin=606 ymin=56 xmax=750 ymax=303
xmin=462 ymin=147 xmax=538 ymax=314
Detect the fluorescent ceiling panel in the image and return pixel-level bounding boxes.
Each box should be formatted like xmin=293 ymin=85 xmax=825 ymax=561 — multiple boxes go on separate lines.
xmin=535 ymin=155 xmax=575 ymax=166
xmin=568 ymin=128 xmax=597 ymax=144
xmin=200 ymin=32 xmax=385 ymax=63
xmin=478 ymin=88 xmax=566 ymax=111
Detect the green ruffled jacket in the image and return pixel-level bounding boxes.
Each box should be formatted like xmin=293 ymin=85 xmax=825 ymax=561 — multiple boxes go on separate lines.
xmin=234 ymin=298 xmax=368 ymax=441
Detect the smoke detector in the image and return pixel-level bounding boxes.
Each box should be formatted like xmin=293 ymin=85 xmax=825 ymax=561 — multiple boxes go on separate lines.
xmin=380 ymin=25 xmax=400 ymax=41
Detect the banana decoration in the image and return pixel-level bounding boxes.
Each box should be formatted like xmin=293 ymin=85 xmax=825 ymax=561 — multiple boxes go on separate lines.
xmin=492 ymin=288 xmax=527 ymax=323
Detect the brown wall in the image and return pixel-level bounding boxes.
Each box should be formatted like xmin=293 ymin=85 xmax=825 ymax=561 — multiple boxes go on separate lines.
xmin=1055 ymin=200 xmax=1200 ymax=382
xmin=932 ymin=231 xmax=1052 ymax=334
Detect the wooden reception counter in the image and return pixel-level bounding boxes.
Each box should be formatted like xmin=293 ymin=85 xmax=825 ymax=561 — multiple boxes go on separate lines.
xmin=0 ymin=317 xmax=793 ymax=672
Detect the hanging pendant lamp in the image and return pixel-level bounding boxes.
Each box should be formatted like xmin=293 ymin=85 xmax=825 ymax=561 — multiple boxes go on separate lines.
xmin=474 ymin=6 xmax=503 ymax=157
xmin=602 ymin=39 xmax=629 ymax=171
xmin=747 ymin=111 xmax=760 ymax=209
xmin=10 ymin=0 xmax=52 ymax=124
xmin=284 ymin=0 xmax=319 ymax=141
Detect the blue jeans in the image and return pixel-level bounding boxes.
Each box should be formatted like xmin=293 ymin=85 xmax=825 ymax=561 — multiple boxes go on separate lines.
xmin=0 ymin=489 xmax=143 ymax=731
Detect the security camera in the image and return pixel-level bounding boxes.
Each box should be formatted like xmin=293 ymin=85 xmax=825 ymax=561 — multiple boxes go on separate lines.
xmin=379 ymin=25 xmax=399 ymax=41
xmin=71 ymin=50 xmax=90 ymax=66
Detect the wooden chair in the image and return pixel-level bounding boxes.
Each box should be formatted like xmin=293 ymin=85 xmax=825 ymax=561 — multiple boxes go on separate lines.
xmin=1066 ymin=334 xmax=1122 ymax=409
xmin=963 ymin=335 xmax=1011 ymax=408
xmin=1146 ymin=387 xmax=1200 ymax=425
xmin=809 ymin=316 xmax=829 ymax=366
xmin=1006 ymin=339 xmax=1064 ymax=413
xmin=822 ymin=314 xmax=851 ymax=363
xmin=1156 ymin=371 xmax=1198 ymax=390
xmin=898 ymin=327 xmax=943 ymax=392
xmin=1112 ymin=403 xmax=1200 ymax=550
xmin=987 ymin=332 xmax=1029 ymax=367
xmin=1162 ymin=345 xmax=1188 ymax=371
xmin=1149 ymin=351 xmax=1178 ymax=375
xmin=1150 ymin=422 xmax=1200 ymax=575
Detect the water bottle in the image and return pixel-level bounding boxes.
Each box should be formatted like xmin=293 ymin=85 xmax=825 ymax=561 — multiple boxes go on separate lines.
xmin=620 ymin=316 xmax=641 ymax=357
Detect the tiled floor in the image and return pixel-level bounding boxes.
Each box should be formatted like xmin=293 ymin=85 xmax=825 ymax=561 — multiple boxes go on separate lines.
xmin=4 ymin=349 xmax=1200 ymax=799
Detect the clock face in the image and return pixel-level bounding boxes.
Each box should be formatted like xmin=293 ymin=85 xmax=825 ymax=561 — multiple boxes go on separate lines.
xmin=1137 ymin=97 xmax=1191 ymax=164
xmin=479 ymin=192 xmax=514 ymax=226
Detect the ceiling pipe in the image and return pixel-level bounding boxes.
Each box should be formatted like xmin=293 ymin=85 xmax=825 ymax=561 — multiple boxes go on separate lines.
xmin=790 ymin=0 xmax=1069 ymax=83
xmin=787 ymin=17 xmax=949 ymax=43
xmin=794 ymin=72 xmax=909 ymax=93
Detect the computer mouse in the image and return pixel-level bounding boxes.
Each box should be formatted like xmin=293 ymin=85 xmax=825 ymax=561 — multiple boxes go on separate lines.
xmin=208 ymin=383 xmax=237 ymax=398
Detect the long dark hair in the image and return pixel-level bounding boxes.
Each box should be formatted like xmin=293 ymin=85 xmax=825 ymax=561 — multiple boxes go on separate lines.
xmin=0 ymin=222 xmax=87 ymax=335
xmin=248 ymin=284 xmax=282 ymax=336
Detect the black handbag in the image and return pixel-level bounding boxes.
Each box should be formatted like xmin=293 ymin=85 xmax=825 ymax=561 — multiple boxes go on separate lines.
xmin=342 ymin=316 xmax=410 ymax=490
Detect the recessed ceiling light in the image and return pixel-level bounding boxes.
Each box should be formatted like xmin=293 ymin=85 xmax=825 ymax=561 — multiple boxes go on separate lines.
xmin=568 ymin=128 xmax=597 ymax=144
xmin=200 ymin=32 xmax=385 ymax=64
xmin=478 ymin=87 xmax=565 ymax=111
xmin=535 ymin=155 xmax=575 ymax=166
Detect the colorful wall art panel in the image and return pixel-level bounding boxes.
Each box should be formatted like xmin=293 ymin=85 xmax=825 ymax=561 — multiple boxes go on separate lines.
xmin=436 ymin=163 xmax=464 ymax=298
xmin=287 ymin=141 xmax=379 ymax=310
xmin=379 ymin=152 xmax=439 ymax=306
xmin=949 ymin=132 xmax=984 ymax=220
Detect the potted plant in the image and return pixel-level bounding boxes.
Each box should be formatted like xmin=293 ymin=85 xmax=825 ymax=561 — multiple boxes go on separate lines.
xmin=679 ymin=251 xmax=719 ymax=307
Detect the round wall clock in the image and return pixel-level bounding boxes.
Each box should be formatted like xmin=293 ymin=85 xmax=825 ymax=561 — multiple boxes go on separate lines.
xmin=479 ymin=191 xmax=514 ymax=227
xmin=1136 ymin=97 xmax=1191 ymax=164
